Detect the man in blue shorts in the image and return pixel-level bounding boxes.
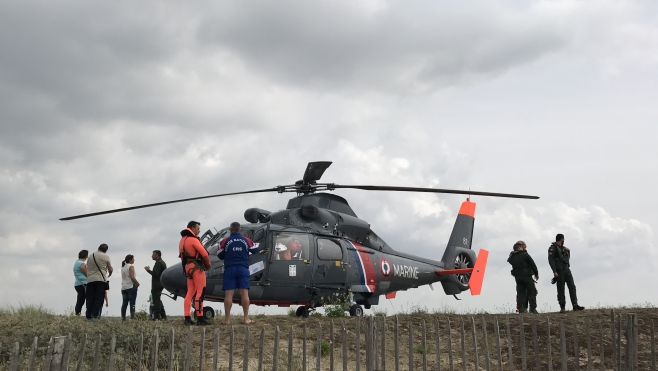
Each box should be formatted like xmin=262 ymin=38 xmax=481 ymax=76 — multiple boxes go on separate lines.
xmin=218 ymin=222 xmax=260 ymax=324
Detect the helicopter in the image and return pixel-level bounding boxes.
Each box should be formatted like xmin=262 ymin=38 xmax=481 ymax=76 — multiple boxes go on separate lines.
xmin=61 ymin=161 xmax=539 ymax=317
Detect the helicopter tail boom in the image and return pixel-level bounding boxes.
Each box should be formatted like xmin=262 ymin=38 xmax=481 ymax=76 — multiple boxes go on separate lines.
xmin=439 ymin=199 xmax=478 ymax=295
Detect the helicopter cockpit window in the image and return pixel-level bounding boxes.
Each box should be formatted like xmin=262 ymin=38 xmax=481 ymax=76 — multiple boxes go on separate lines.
xmin=274 ymin=233 xmax=310 ymax=261
xmin=317 ymin=238 xmax=342 ymax=261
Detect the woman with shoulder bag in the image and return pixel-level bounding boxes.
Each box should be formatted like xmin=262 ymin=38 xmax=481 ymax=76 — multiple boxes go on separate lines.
xmin=121 ymin=254 xmax=140 ymax=320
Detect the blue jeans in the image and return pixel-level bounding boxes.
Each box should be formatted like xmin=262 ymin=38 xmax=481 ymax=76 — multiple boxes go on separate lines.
xmin=121 ymin=286 xmax=138 ymax=320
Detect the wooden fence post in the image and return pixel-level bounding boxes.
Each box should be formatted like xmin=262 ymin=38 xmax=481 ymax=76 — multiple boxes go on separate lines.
xmin=356 ymin=317 xmax=361 ymax=371
xmin=505 ymin=314 xmax=515 ymax=371
xmin=493 ymin=316 xmax=502 ymax=371
xmin=343 ymin=321 xmax=347 ymax=371
xmin=272 ymin=326 xmax=279 ymax=371
xmin=137 ymin=332 xmax=144 ymax=371
xmin=626 ymin=313 xmax=638 ymax=371
xmin=108 ymin=335 xmax=116 ymax=371
xmin=586 ymin=319 xmax=592 ymax=371
xmin=229 ymin=326 xmax=235 ymax=371
xmin=258 ymin=328 xmax=265 ymax=371
xmin=122 ymin=339 xmax=129 ymax=371
xmin=609 ymin=310 xmax=615 ymax=371
xmin=382 ymin=316 xmax=387 ymax=371
xmin=28 ymin=337 xmax=39 ymax=371
xmin=62 ymin=334 xmax=73 ymax=371
xmin=531 ymin=319 xmax=540 ymax=371
xmin=212 ymin=329 xmax=219 ymax=371
xmin=422 ymin=320 xmax=428 ymax=371
xmin=44 ymin=337 xmax=54 ymax=371
xmin=435 ymin=318 xmax=441 ymax=371
xmin=152 ymin=329 xmax=160 ymax=371
xmin=9 ymin=342 xmax=20 ymax=371
xmin=648 ymin=320 xmax=656 ymax=371
xmin=75 ymin=334 xmax=87 ymax=371
xmin=599 ymin=324 xmax=604 ymax=371
xmin=330 ymin=320 xmax=335 ymax=371
xmin=316 ymin=323 xmax=321 ymax=371
xmin=409 ymin=320 xmax=414 ymax=371
xmin=183 ymin=327 xmax=192 ymax=371
xmin=460 ymin=319 xmax=466 ymax=371
xmin=481 ymin=316 xmax=490 ymax=371
xmin=519 ymin=315 xmax=526 ymax=371
xmin=617 ymin=314 xmax=621 ymax=371
xmin=560 ymin=321 xmax=567 ymax=371
xmin=573 ymin=321 xmax=579 ymax=371
xmin=447 ymin=318 xmax=454 ymax=371
xmin=547 ymin=318 xmax=552 ymax=371
xmin=92 ymin=335 xmax=102 ymax=371
xmin=303 ymin=323 xmax=307 ymax=371
xmin=287 ymin=327 xmax=292 ymax=371
xmin=373 ymin=318 xmax=378 ymax=371
xmin=245 ymin=327 xmax=251 ymax=371
xmin=394 ymin=316 xmax=399 ymax=371
xmin=198 ymin=328 xmax=204 ymax=371
xmin=169 ymin=328 xmax=176 ymax=371
xmin=470 ymin=317 xmax=478 ymax=371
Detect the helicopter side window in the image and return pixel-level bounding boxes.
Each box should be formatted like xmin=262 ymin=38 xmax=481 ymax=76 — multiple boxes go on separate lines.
xmin=273 ymin=233 xmax=310 ymax=261
xmin=253 ymin=228 xmax=265 ymax=243
xmin=317 ymin=238 xmax=342 ymax=261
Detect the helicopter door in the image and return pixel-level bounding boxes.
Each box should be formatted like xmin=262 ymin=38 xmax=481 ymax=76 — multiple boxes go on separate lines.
xmin=312 ymin=237 xmax=347 ymax=287
xmin=266 ymin=233 xmax=313 ymax=289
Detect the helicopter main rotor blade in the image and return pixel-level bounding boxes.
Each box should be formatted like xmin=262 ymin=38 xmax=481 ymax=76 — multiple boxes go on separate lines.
xmin=330 ymin=184 xmax=539 ymax=199
xmin=59 ymin=188 xmax=280 ymax=221
xmin=302 ymin=161 xmax=332 ymax=183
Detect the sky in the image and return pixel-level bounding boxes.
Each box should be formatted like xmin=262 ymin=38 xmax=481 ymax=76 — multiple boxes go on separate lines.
xmin=1 ymin=0 xmax=656 ymax=317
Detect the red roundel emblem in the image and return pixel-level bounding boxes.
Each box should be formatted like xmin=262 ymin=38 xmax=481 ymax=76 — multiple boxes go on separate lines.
xmin=380 ymin=257 xmax=392 ymax=278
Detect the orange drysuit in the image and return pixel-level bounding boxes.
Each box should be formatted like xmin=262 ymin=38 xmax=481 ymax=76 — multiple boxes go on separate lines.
xmin=179 ymin=228 xmax=211 ymax=317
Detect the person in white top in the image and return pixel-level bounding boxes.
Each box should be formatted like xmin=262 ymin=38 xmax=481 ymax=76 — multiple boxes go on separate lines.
xmin=120 ymin=254 xmax=140 ymax=320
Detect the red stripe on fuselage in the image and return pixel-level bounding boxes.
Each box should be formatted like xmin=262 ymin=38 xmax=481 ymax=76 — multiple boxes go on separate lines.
xmin=350 ymin=241 xmax=377 ymax=292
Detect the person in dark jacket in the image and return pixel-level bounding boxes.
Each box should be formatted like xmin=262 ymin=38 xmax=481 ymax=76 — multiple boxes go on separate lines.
xmin=144 ymin=250 xmax=167 ymax=320
xmin=507 ymin=240 xmax=539 ymax=314
xmin=548 ymin=234 xmax=584 ymax=313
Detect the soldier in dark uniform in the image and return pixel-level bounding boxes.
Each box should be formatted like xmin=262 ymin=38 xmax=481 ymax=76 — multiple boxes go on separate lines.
xmin=507 ymin=240 xmax=539 ymax=314
xmin=548 ymin=234 xmax=584 ymax=313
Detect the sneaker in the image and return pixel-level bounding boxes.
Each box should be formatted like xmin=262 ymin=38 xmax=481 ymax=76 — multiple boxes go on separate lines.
xmin=196 ymin=317 xmax=210 ymax=326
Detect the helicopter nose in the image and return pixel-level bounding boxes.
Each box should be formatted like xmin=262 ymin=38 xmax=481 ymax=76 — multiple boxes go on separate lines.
xmin=161 ymin=263 xmax=187 ymax=297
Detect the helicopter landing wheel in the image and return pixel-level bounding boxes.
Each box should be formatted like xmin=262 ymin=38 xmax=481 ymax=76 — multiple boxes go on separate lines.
xmin=203 ymin=306 xmax=215 ymax=319
xmin=296 ymin=306 xmax=310 ymax=318
xmin=349 ymin=304 xmax=364 ymax=317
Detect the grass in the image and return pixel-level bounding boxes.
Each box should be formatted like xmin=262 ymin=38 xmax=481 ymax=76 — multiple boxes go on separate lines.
xmin=0 ymin=303 xmax=54 ymax=318
xmin=4 ymin=304 xmax=658 ymax=371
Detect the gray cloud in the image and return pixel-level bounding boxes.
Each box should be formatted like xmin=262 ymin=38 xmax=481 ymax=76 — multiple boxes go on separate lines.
xmin=0 ymin=0 xmax=657 ymax=316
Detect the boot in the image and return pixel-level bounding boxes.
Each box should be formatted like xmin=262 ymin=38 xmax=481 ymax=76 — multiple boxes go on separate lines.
xmin=528 ymin=296 xmax=538 ymax=314
xmin=559 ymin=305 xmax=566 ymax=313
xmin=184 ymin=316 xmax=194 ymax=326
xmin=573 ymin=304 xmax=585 ymax=311
xmin=196 ymin=316 xmax=210 ymax=326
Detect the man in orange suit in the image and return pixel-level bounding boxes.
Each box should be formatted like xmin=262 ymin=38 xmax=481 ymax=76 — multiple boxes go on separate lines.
xmin=179 ymin=220 xmax=211 ymax=325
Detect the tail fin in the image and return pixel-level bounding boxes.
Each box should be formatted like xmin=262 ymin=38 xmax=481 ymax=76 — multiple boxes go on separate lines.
xmin=440 ymin=200 xmax=478 ymax=295
xmin=469 ymin=249 xmax=488 ymax=295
